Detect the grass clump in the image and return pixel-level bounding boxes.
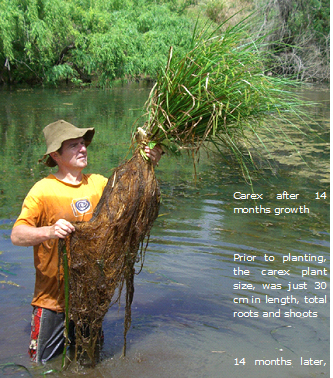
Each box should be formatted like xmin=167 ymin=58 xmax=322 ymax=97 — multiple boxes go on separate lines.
xmin=138 ymin=16 xmax=313 ymax=182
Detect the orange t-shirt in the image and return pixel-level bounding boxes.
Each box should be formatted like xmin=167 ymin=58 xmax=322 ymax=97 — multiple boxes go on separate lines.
xmin=13 ymin=173 xmax=108 ymax=312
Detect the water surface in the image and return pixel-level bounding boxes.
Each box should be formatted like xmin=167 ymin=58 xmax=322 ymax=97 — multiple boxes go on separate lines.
xmin=0 ymin=83 xmax=329 ymax=377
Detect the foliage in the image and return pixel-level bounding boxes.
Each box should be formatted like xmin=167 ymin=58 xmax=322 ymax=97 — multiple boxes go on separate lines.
xmin=256 ymin=0 xmax=330 ymax=81
xmin=204 ymin=0 xmax=254 ymax=24
xmin=138 ymin=17 xmax=315 ymax=182
xmin=0 ymin=0 xmax=194 ymax=86
xmin=0 ymin=0 xmax=329 ymax=86
xmin=201 ymin=0 xmax=329 ymax=81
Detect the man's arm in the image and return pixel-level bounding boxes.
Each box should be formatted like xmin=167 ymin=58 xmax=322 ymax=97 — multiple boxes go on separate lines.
xmin=11 ymin=219 xmax=75 ymax=247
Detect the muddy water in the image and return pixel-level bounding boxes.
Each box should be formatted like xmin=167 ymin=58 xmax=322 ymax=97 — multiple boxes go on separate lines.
xmin=0 ymin=83 xmax=329 ymax=377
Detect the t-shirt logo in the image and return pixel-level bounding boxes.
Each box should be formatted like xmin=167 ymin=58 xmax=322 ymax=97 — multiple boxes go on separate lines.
xmin=71 ymin=198 xmax=92 ymax=217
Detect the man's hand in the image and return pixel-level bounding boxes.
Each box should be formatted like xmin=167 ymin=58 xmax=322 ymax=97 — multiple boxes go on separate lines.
xmin=11 ymin=219 xmax=75 ymax=247
xmin=144 ymin=144 xmax=163 ymax=166
xmin=50 ymin=219 xmax=75 ymax=239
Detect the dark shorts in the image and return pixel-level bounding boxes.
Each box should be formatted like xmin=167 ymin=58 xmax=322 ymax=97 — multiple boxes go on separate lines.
xmin=29 ymin=307 xmax=67 ymax=363
xmin=29 ymin=307 xmax=102 ymax=364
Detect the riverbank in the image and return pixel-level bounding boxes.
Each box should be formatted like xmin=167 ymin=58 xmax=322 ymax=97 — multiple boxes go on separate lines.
xmin=0 ymin=0 xmax=329 ymax=87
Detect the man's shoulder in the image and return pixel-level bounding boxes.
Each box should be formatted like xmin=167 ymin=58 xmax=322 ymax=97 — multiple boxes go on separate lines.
xmin=28 ymin=174 xmax=56 ymax=192
xmin=83 ymin=173 xmax=108 ymax=187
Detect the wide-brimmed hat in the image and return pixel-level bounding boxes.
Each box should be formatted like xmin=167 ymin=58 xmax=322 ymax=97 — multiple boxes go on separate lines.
xmin=39 ymin=120 xmax=95 ymax=167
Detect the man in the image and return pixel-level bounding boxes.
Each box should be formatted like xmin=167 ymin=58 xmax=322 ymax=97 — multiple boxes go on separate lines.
xmin=11 ymin=119 xmax=162 ymax=363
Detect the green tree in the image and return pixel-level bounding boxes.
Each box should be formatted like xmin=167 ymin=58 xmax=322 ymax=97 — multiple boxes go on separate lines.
xmin=0 ymin=0 xmax=329 ymax=85
xmin=0 ymin=0 xmax=194 ymax=86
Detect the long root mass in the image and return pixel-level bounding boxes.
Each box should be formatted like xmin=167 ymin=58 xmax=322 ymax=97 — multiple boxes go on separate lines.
xmin=60 ymin=148 xmax=160 ymax=365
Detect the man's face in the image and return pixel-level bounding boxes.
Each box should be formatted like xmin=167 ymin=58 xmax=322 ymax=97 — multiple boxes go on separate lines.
xmin=52 ymin=137 xmax=88 ymax=170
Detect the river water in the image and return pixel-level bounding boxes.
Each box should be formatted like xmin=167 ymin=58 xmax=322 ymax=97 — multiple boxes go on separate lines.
xmin=0 ymin=83 xmax=329 ymax=378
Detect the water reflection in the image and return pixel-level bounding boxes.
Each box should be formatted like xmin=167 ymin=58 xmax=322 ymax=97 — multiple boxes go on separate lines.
xmin=0 ymin=83 xmax=329 ymax=377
